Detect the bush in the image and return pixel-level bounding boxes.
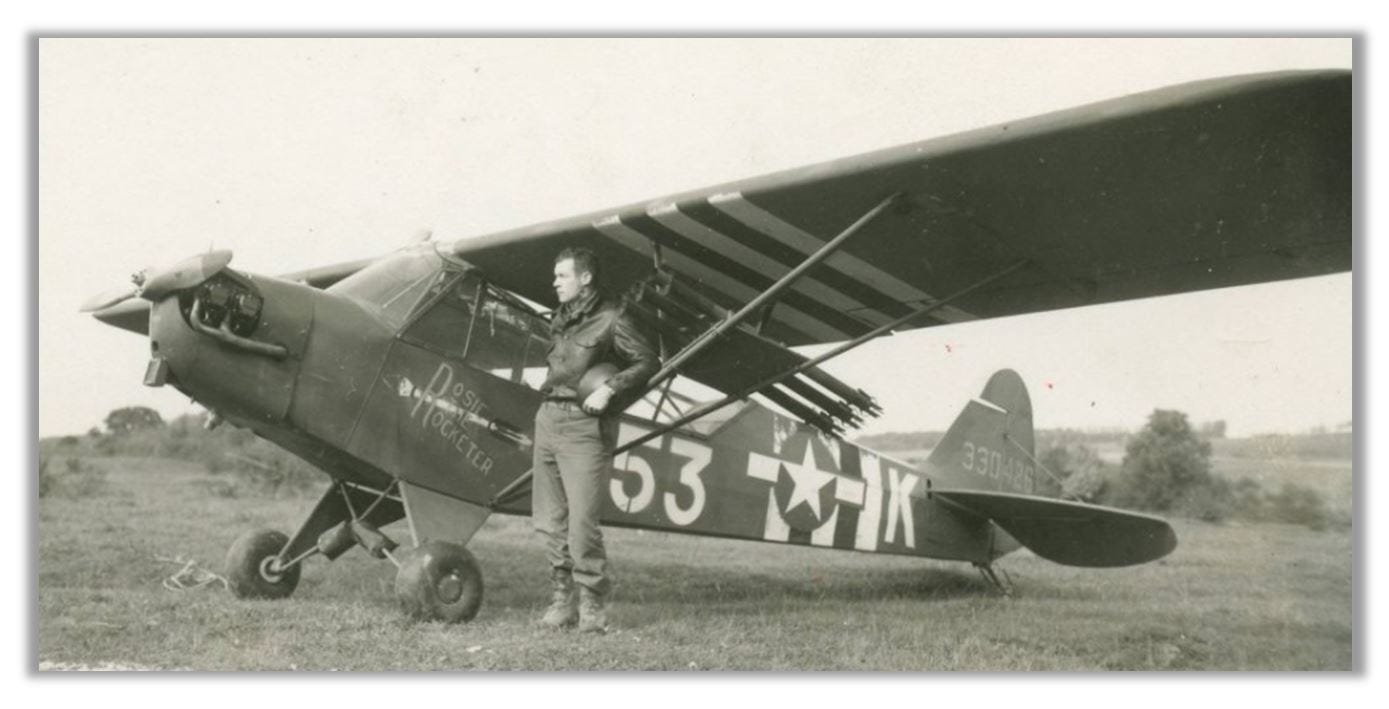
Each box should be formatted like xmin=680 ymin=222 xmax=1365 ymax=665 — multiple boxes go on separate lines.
xmin=1107 ymin=410 xmax=1213 ymax=512
xmin=1035 ymin=445 xmax=1072 ymax=496
xmin=1035 ymin=442 xmax=1110 ymax=502
xmin=1172 ymin=477 xmax=1234 ymax=523
xmin=104 ymin=406 xmax=164 ymax=436
xmin=1266 ymin=482 xmax=1330 ymax=531
xmin=37 ymin=456 xmax=108 ymax=499
xmin=1166 ymin=474 xmax=1331 ymax=530
xmin=216 ymin=450 xmax=320 ymax=497
xmin=68 ymin=408 xmax=325 ymax=498
xmin=1062 ymin=464 xmax=1110 ymax=504
xmin=1229 ymin=477 xmax=1269 ymax=522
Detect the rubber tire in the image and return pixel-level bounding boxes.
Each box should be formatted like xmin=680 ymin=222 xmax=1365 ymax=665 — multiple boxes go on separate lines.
xmin=394 ymin=541 xmax=484 ymax=623
xmin=224 ymin=529 xmax=301 ymax=600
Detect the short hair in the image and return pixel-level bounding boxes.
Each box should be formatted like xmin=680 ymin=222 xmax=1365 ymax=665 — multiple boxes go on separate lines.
xmin=555 ymin=246 xmax=601 ymax=285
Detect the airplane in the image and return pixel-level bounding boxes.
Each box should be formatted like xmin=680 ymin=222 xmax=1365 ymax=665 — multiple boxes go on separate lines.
xmin=82 ymin=69 xmax=1350 ymax=623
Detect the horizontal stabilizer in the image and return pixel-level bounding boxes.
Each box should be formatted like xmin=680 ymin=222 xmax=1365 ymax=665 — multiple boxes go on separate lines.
xmin=933 ymin=490 xmax=1177 ymax=567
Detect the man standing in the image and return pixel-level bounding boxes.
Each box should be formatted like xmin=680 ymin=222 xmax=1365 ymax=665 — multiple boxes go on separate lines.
xmin=533 ymin=247 xmax=658 ymax=633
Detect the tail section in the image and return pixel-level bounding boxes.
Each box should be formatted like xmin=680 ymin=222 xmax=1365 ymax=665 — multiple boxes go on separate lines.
xmin=928 ymin=369 xmax=1178 ymax=567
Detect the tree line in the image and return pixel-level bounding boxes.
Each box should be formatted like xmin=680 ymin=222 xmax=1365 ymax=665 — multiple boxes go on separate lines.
xmin=42 ymin=406 xmax=321 ymax=499
xmin=1038 ymin=410 xmax=1339 ymax=530
xmin=46 ymin=405 xmax=1343 ymax=530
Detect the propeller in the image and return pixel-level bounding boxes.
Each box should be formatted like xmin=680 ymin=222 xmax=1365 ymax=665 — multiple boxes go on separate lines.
xmin=79 ymin=250 xmax=234 ymax=313
xmin=79 ymin=283 xmax=141 ymax=313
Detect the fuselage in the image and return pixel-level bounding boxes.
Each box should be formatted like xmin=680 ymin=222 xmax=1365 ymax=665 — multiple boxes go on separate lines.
xmin=143 ymin=244 xmax=1034 ymax=564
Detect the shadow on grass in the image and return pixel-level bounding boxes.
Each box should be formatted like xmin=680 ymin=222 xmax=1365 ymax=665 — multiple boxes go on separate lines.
xmin=616 ymin=559 xmax=998 ymax=606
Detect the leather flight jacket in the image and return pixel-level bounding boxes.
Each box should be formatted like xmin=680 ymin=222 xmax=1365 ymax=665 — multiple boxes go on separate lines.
xmin=541 ymin=288 xmax=659 ymax=412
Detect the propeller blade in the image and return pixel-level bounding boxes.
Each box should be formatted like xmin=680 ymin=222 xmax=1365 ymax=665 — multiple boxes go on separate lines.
xmin=79 ymin=285 xmax=140 ymax=313
xmin=140 ymin=249 xmax=234 ymax=301
xmin=90 ymin=298 xmax=150 ymax=336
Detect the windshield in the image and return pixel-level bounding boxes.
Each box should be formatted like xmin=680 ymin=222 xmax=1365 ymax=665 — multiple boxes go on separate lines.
xmin=328 ymin=247 xmax=445 ymax=329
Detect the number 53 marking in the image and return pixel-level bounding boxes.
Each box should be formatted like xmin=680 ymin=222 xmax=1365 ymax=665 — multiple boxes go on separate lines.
xmin=610 ymin=425 xmax=711 ymax=526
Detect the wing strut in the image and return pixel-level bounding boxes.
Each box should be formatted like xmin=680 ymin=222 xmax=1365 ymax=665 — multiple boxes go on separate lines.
xmin=643 ymin=192 xmax=902 ymax=393
xmin=487 ymin=257 xmax=1029 ymax=511
xmin=611 ymin=258 xmax=1031 ymax=455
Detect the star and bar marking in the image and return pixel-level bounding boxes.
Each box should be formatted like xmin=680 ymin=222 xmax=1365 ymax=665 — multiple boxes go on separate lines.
xmin=746 ymin=437 xmax=919 ymax=550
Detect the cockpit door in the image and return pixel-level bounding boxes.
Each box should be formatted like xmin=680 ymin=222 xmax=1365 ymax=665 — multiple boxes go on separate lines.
xmin=349 ymin=270 xmax=551 ymax=504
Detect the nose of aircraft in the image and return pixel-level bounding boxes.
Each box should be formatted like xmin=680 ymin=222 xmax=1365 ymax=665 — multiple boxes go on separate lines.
xmin=84 ymin=250 xmax=238 ymax=339
xmin=86 ymin=250 xmax=317 ymax=426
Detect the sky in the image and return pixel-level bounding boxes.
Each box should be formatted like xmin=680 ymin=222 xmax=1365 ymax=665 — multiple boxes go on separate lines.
xmin=38 ymin=37 xmax=1352 ymax=438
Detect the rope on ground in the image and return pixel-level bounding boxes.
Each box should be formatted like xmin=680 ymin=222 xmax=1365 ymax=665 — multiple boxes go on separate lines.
xmin=156 ymin=554 xmax=229 ymax=592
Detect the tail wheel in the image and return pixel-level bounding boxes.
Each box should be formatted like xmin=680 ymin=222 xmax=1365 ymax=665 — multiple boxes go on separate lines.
xmin=225 ymin=529 xmax=301 ymax=599
xmin=394 ymin=541 xmax=484 ymax=623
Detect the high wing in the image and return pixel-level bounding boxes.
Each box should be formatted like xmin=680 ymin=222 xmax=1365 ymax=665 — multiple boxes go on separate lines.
xmin=454 ymin=70 xmax=1348 ymax=346
xmin=452 ymin=69 xmax=1348 ymax=367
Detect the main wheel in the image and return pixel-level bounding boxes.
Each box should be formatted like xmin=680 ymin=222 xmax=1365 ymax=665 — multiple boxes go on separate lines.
xmin=394 ymin=541 xmax=484 ymax=623
xmin=224 ymin=529 xmax=301 ymax=600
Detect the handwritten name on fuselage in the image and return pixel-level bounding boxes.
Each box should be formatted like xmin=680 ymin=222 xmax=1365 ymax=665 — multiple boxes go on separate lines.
xmin=960 ymin=441 xmax=1034 ymax=493
xmin=398 ymin=363 xmax=495 ymax=476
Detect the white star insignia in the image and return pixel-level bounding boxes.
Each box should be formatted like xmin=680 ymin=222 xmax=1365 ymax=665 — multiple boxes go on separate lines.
xmin=781 ymin=444 xmax=837 ymax=519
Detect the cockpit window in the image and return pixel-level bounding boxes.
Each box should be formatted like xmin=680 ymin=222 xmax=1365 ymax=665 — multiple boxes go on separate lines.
xmin=398 ymin=273 xmax=476 ymax=360
xmin=469 ymin=291 xmax=551 ymax=388
xmin=400 ymin=272 xmax=551 ymax=388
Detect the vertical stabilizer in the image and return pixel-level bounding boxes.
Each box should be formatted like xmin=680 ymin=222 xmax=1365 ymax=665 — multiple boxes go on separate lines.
xmin=926 ymin=369 xmax=1038 ymax=494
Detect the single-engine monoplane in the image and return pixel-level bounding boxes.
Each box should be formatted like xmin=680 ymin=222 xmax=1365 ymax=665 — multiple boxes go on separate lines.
xmin=84 ymin=70 xmax=1350 ymax=622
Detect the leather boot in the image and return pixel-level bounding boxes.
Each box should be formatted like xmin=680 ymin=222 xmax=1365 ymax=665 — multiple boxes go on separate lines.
xmin=538 ymin=568 xmax=578 ymax=629
xmin=577 ymin=585 xmax=608 ymax=634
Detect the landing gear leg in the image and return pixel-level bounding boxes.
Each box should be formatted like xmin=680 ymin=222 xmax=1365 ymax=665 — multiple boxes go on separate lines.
xmin=973 ymin=562 xmax=1014 ymax=597
xmin=224 ymin=481 xmax=405 ymax=600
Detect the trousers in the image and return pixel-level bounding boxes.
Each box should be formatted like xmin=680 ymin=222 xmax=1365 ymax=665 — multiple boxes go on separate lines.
xmin=531 ymin=401 xmax=618 ymax=595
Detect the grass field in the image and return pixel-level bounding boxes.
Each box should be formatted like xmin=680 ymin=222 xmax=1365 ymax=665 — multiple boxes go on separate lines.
xmin=36 ymin=456 xmax=1352 ymax=671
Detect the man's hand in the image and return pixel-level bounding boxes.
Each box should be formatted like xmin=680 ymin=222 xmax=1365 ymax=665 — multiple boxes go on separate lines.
xmin=582 ymin=384 xmax=615 ymax=415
